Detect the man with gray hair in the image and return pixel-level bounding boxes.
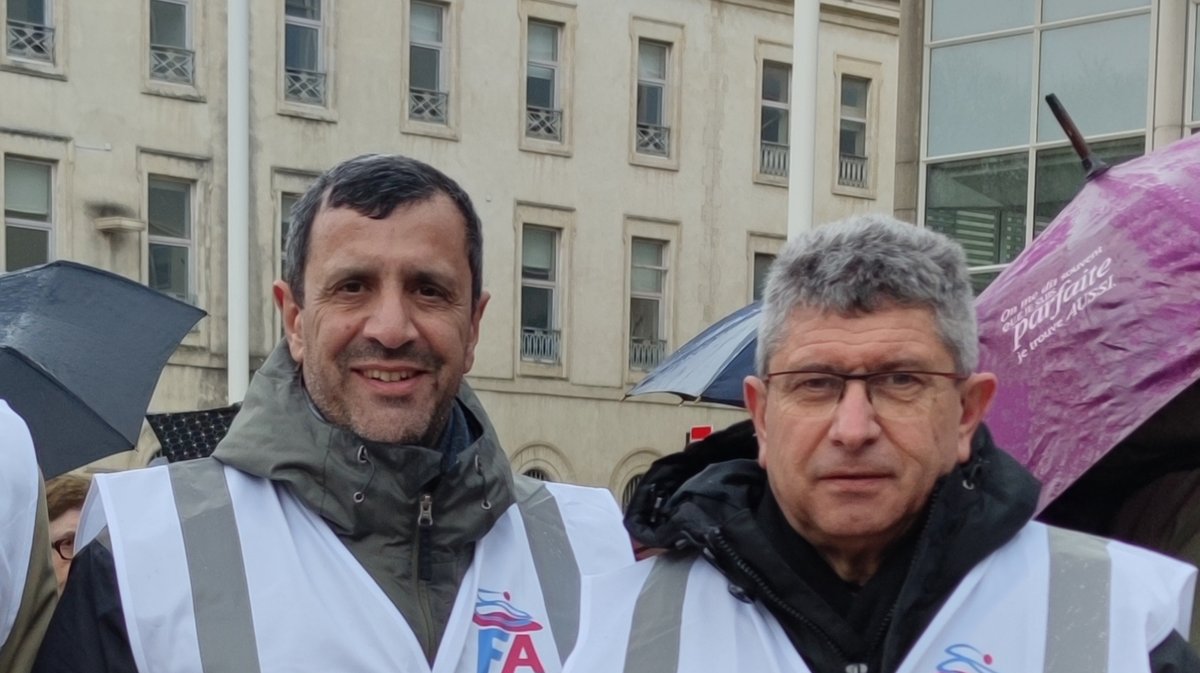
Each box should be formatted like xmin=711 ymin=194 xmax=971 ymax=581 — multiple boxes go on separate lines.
xmin=565 ymin=214 xmax=1199 ymax=673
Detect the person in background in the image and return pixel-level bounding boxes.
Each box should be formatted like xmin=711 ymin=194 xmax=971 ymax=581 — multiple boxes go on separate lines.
xmin=0 ymin=401 xmax=56 ymax=673
xmin=35 ymin=154 xmax=632 ymax=673
xmin=44 ymin=474 xmax=90 ymax=594
xmin=565 ymin=214 xmax=1199 ymax=673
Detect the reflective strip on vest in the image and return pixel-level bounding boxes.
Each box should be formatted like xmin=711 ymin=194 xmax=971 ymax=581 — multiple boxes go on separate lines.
xmin=1044 ymin=527 xmax=1111 ymax=673
xmin=514 ymin=478 xmax=583 ymax=661
xmin=622 ymin=555 xmax=692 ymax=673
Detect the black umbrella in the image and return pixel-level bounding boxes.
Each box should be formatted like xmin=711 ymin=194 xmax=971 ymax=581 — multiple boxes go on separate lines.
xmin=147 ymin=403 xmax=240 ymax=463
xmin=0 ymin=261 xmax=205 ymax=477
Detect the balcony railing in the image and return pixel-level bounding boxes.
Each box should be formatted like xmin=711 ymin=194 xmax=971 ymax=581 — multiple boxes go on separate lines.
xmin=629 ymin=338 xmax=667 ymax=372
xmin=150 ymin=44 xmax=195 ymax=84
xmin=520 ymin=327 xmax=561 ymax=364
xmin=635 ymin=123 xmax=670 ymax=156
xmin=285 ymin=68 xmax=326 ymax=106
xmin=760 ymin=141 xmax=789 ymax=178
xmin=6 ymin=20 xmax=54 ymax=62
xmin=525 ymin=106 xmax=562 ymax=141
xmin=409 ymin=88 xmax=448 ymax=124
xmin=838 ymin=153 xmax=869 ymax=189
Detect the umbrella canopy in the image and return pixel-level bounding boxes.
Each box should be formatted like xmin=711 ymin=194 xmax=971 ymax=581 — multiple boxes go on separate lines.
xmin=0 ymin=261 xmax=206 ymax=477
xmin=625 ymin=302 xmax=761 ymax=407
xmin=976 ymin=131 xmax=1200 ymax=512
xmin=147 ymin=403 xmax=240 ymax=463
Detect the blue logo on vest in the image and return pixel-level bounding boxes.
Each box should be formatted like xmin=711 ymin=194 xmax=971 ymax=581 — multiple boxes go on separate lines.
xmin=936 ymin=644 xmax=1000 ymax=673
xmin=474 ymin=589 xmax=545 ymax=673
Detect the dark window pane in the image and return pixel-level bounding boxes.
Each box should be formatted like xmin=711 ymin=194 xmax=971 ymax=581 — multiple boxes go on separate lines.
xmin=630 ymin=297 xmax=660 ymax=340
xmin=150 ymin=0 xmax=187 ymax=47
xmin=1033 ymin=136 xmax=1143 ymax=236
xmin=636 ymin=84 xmax=663 ymax=126
xmin=148 ymin=242 xmax=190 ymax=302
xmin=284 ymin=0 xmax=319 ymax=20
xmin=410 ymin=45 xmax=440 ymax=90
xmin=840 ymin=120 xmax=866 ymax=156
xmin=762 ymin=62 xmax=790 ymax=103
xmin=7 ymin=0 xmax=46 ymax=24
xmin=4 ymin=225 xmax=48 ymax=271
xmin=521 ymin=286 xmax=552 ymax=330
xmin=752 ymin=253 xmax=774 ymax=301
xmin=926 ymin=152 xmax=1029 ymax=267
xmin=526 ymin=68 xmax=554 ymax=108
xmin=148 ymin=179 xmax=190 ymax=239
xmin=285 ymin=24 xmax=319 ymax=71
xmin=761 ymin=107 xmax=788 ymax=144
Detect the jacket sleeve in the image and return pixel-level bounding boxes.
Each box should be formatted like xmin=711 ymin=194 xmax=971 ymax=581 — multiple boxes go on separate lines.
xmin=1151 ymin=630 xmax=1200 ymax=673
xmin=0 ymin=477 xmax=57 ymax=673
xmin=32 ymin=530 xmax=138 ymax=673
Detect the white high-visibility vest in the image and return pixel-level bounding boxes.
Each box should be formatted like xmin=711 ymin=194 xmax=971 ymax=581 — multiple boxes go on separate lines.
xmin=566 ymin=522 xmax=1196 ymax=673
xmin=78 ymin=459 xmax=633 ymax=673
xmin=0 ymin=401 xmax=39 ymax=649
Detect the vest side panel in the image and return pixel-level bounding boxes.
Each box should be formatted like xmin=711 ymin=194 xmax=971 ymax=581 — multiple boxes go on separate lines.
xmin=94 ymin=467 xmax=205 ymax=673
xmin=1104 ymin=535 xmax=1198 ymax=669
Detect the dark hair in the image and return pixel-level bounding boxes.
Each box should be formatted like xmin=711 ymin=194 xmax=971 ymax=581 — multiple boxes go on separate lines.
xmin=284 ymin=154 xmax=483 ymax=306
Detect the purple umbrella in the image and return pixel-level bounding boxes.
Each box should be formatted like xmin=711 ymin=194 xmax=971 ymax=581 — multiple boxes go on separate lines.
xmin=976 ymin=130 xmax=1200 ymax=512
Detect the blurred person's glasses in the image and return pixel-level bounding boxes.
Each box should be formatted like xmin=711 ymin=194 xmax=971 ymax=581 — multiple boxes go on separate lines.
xmin=52 ymin=535 xmax=76 ymax=561
xmin=764 ymin=370 xmax=968 ymax=420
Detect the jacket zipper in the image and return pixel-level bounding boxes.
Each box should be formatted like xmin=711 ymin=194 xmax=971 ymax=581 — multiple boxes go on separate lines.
xmin=418 ymin=493 xmax=434 ymax=581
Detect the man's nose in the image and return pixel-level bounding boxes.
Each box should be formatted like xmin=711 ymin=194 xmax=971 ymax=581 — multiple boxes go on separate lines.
xmin=828 ymin=380 xmax=882 ymax=450
xmin=362 ymin=290 xmax=418 ymax=349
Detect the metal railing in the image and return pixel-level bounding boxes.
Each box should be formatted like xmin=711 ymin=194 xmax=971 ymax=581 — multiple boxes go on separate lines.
xmin=635 ymin=123 xmax=670 ymax=156
xmin=838 ymin=153 xmax=869 ymax=189
xmin=629 ymin=338 xmax=667 ymax=371
xmin=6 ymin=20 xmax=54 ymax=62
xmin=285 ymin=68 xmax=326 ymax=106
xmin=150 ymin=44 xmax=195 ymax=84
xmin=520 ymin=327 xmax=561 ymax=364
xmin=409 ymin=88 xmax=448 ymax=124
xmin=525 ymin=106 xmax=562 ymax=141
xmin=760 ymin=141 xmax=789 ymax=177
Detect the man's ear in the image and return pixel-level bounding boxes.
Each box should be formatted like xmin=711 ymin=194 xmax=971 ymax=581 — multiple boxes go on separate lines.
xmin=462 ymin=290 xmax=490 ymax=374
xmin=744 ymin=375 xmax=770 ymax=468
xmin=273 ymin=280 xmax=304 ymax=364
xmin=957 ymin=372 xmax=997 ymax=463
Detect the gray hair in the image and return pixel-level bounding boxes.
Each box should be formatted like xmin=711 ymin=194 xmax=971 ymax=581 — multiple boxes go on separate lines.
xmin=756 ymin=213 xmax=977 ymax=375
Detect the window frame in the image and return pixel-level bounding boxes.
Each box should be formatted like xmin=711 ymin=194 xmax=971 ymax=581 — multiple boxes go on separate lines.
xmin=747 ymin=233 xmax=784 ymax=303
xmin=832 ymin=56 xmax=882 ymax=198
xmin=269 ymin=169 xmax=317 ymax=348
xmin=519 ymin=223 xmax=562 ymax=365
xmin=1 ymin=0 xmax=66 ymax=76
xmin=628 ymin=17 xmax=683 ymax=171
xmin=1 ymin=155 xmax=55 ymax=272
xmin=145 ymin=0 xmax=199 ymax=93
xmin=401 ymin=0 xmax=459 ymax=139
xmin=523 ymin=19 xmax=563 ymax=144
xmin=753 ymin=40 xmax=793 ymax=186
xmin=519 ymin=1 xmax=575 ymax=155
xmin=146 ymin=174 xmax=196 ymax=305
xmin=513 ymin=202 xmax=573 ymax=379
xmin=627 ymin=237 xmax=669 ymax=375
xmin=277 ymin=0 xmax=334 ymax=119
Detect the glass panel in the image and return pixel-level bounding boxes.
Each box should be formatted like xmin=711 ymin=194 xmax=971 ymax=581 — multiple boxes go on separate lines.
xmin=4 ymin=158 xmax=51 ymax=220
xmin=970 ymin=270 xmax=1002 ymax=296
xmin=930 ymin=0 xmax=1034 ymax=41
xmin=284 ymin=23 xmax=319 ymax=70
xmin=841 ymin=76 xmax=869 ymax=118
xmin=752 ymin=253 xmax=774 ymax=301
xmin=638 ymin=41 xmax=667 ymax=80
xmin=761 ymin=107 xmax=788 ymax=144
xmin=409 ymin=45 xmax=440 ymax=90
xmin=1042 ymin=0 xmax=1148 ymax=23
xmin=148 ymin=178 xmax=191 ymax=239
xmin=840 ymin=120 xmax=866 ymax=156
xmin=7 ymin=0 xmax=47 ymax=24
xmin=928 ymin=35 xmax=1033 ymax=157
xmin=762 ymin=62 xmax=790 ymax=103
xmin=925 ymin=152 xmax=1029 ymax=267
xmin=630 ymin=297 xmax=660 ymax=340
xmin=632 ymin=267 xmax=664 ymax=294
xmin=526 ymin=66 xmax=555 ymax=108
xmin=636 ymin=83 xmax=663 ymax=126
xmin=1037 ymin=15 xmax=1149 ymax=141
xmin=410 ymin=2 xmax=443 ymax=43
xmin=528 ymin=21 xmax=558 ymax=63
xmin=631 ymin=238 xmax=662 ymax=267
xmin=4 ymin=225 xmax=48 ymax=271
xmin=521 ymin=286 xmax=552 ymax=330
xmin=149 ymin=243 xmax=190 ymax=301
xmin=284 ymin=0 xmax=319 ymax=20
xmin=1032 ymin=135 xmax=1144 ymax=236
xmin=522 ymin=227 xmax=555 ymax=280
xmin=150 ymin=0 xmax=187 ymax=47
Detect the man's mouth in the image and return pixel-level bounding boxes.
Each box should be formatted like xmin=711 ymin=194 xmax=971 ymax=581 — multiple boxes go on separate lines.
xmin=363 ymin=369 xmax=417 ymax=383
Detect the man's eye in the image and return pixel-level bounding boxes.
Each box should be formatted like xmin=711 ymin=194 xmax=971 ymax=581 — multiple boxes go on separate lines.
xmin=337 ymin=281 xmax=366 ymax=294
xmin=796 ymin=376 xmax=840 ymax=392
xmin=877 ymin=373 xmax=923 ymax=389
xmin=417 ymin=284 xmax=446 ymax=298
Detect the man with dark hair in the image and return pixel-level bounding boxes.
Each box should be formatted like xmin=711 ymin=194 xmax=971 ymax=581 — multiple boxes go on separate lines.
xmin=44 ymin=473 xmax=90 ymax=594
xmin=36 ymin=154 xmax=631 ymax=673
xmin=565 ymin=214 xmax=1199 ymax=673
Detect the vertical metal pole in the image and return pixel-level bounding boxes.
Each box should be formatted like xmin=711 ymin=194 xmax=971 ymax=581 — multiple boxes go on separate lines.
xmin=787 ymin=0 xmax=820 ymax=237
xmin=227 ymin=0 xmax=250 ymax=402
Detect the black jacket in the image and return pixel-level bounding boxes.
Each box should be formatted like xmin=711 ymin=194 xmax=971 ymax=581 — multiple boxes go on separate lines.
xmin=624 ymin=421 xmax=1200 ymax=673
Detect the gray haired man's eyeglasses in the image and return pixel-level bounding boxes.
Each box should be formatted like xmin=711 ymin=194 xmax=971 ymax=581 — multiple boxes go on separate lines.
xmin=763 ymin=370 xmax=968 ymax=420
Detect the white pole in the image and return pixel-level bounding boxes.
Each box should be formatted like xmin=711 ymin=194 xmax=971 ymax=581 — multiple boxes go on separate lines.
xmin=227 ymin=0 xmax=250 ymax=402
xmin=787 ymin=0 xmax=820 ymax=238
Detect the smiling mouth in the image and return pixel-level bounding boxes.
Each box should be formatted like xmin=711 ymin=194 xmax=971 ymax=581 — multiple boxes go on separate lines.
xmin=362 ymin=369 xmax=418 ymax=382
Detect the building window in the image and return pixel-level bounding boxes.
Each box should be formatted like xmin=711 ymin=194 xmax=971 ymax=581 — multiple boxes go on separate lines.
xmin=923 ymin=2 xmax=1151 ymax=291
xmin=149 ymin=0 xmax=193 ymax=84
xmin=752 ymin=253 xmax=774 ymax=302
xmin=838 ymin=75 xmax=870 ymax=189
xmin=3 ymin=157 xmax=52 ymax=272
xmin=6 ymin=0 xmax=54 ymax=62
xmin=635 ymin=39 xmax=670 ymax=157
xmin=408 ymin=1 xmax=448 ymax=124
xmin=620 ymin=473 xmax=644 ymax=510
xmin=629 ymin=238 xmax=667 ymax=371
xmin=525 ymin=20 xmax=561 ymax=141
xmin=520 ymin=225 xmax=560 ymax=365
xmin=522 ymin=468 xmax=551 ymax=482
xmin=760 ymin=61 xmax=790 ymax=178
xmin=147 ymin=176 xmax=193 ymax=303
xmin=283 ymin=0 xmax=325 ymax=106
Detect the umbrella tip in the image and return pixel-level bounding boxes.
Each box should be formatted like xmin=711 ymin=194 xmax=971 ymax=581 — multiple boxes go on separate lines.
xmin=1044 ymin=94 xmax=1109 ymax=180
